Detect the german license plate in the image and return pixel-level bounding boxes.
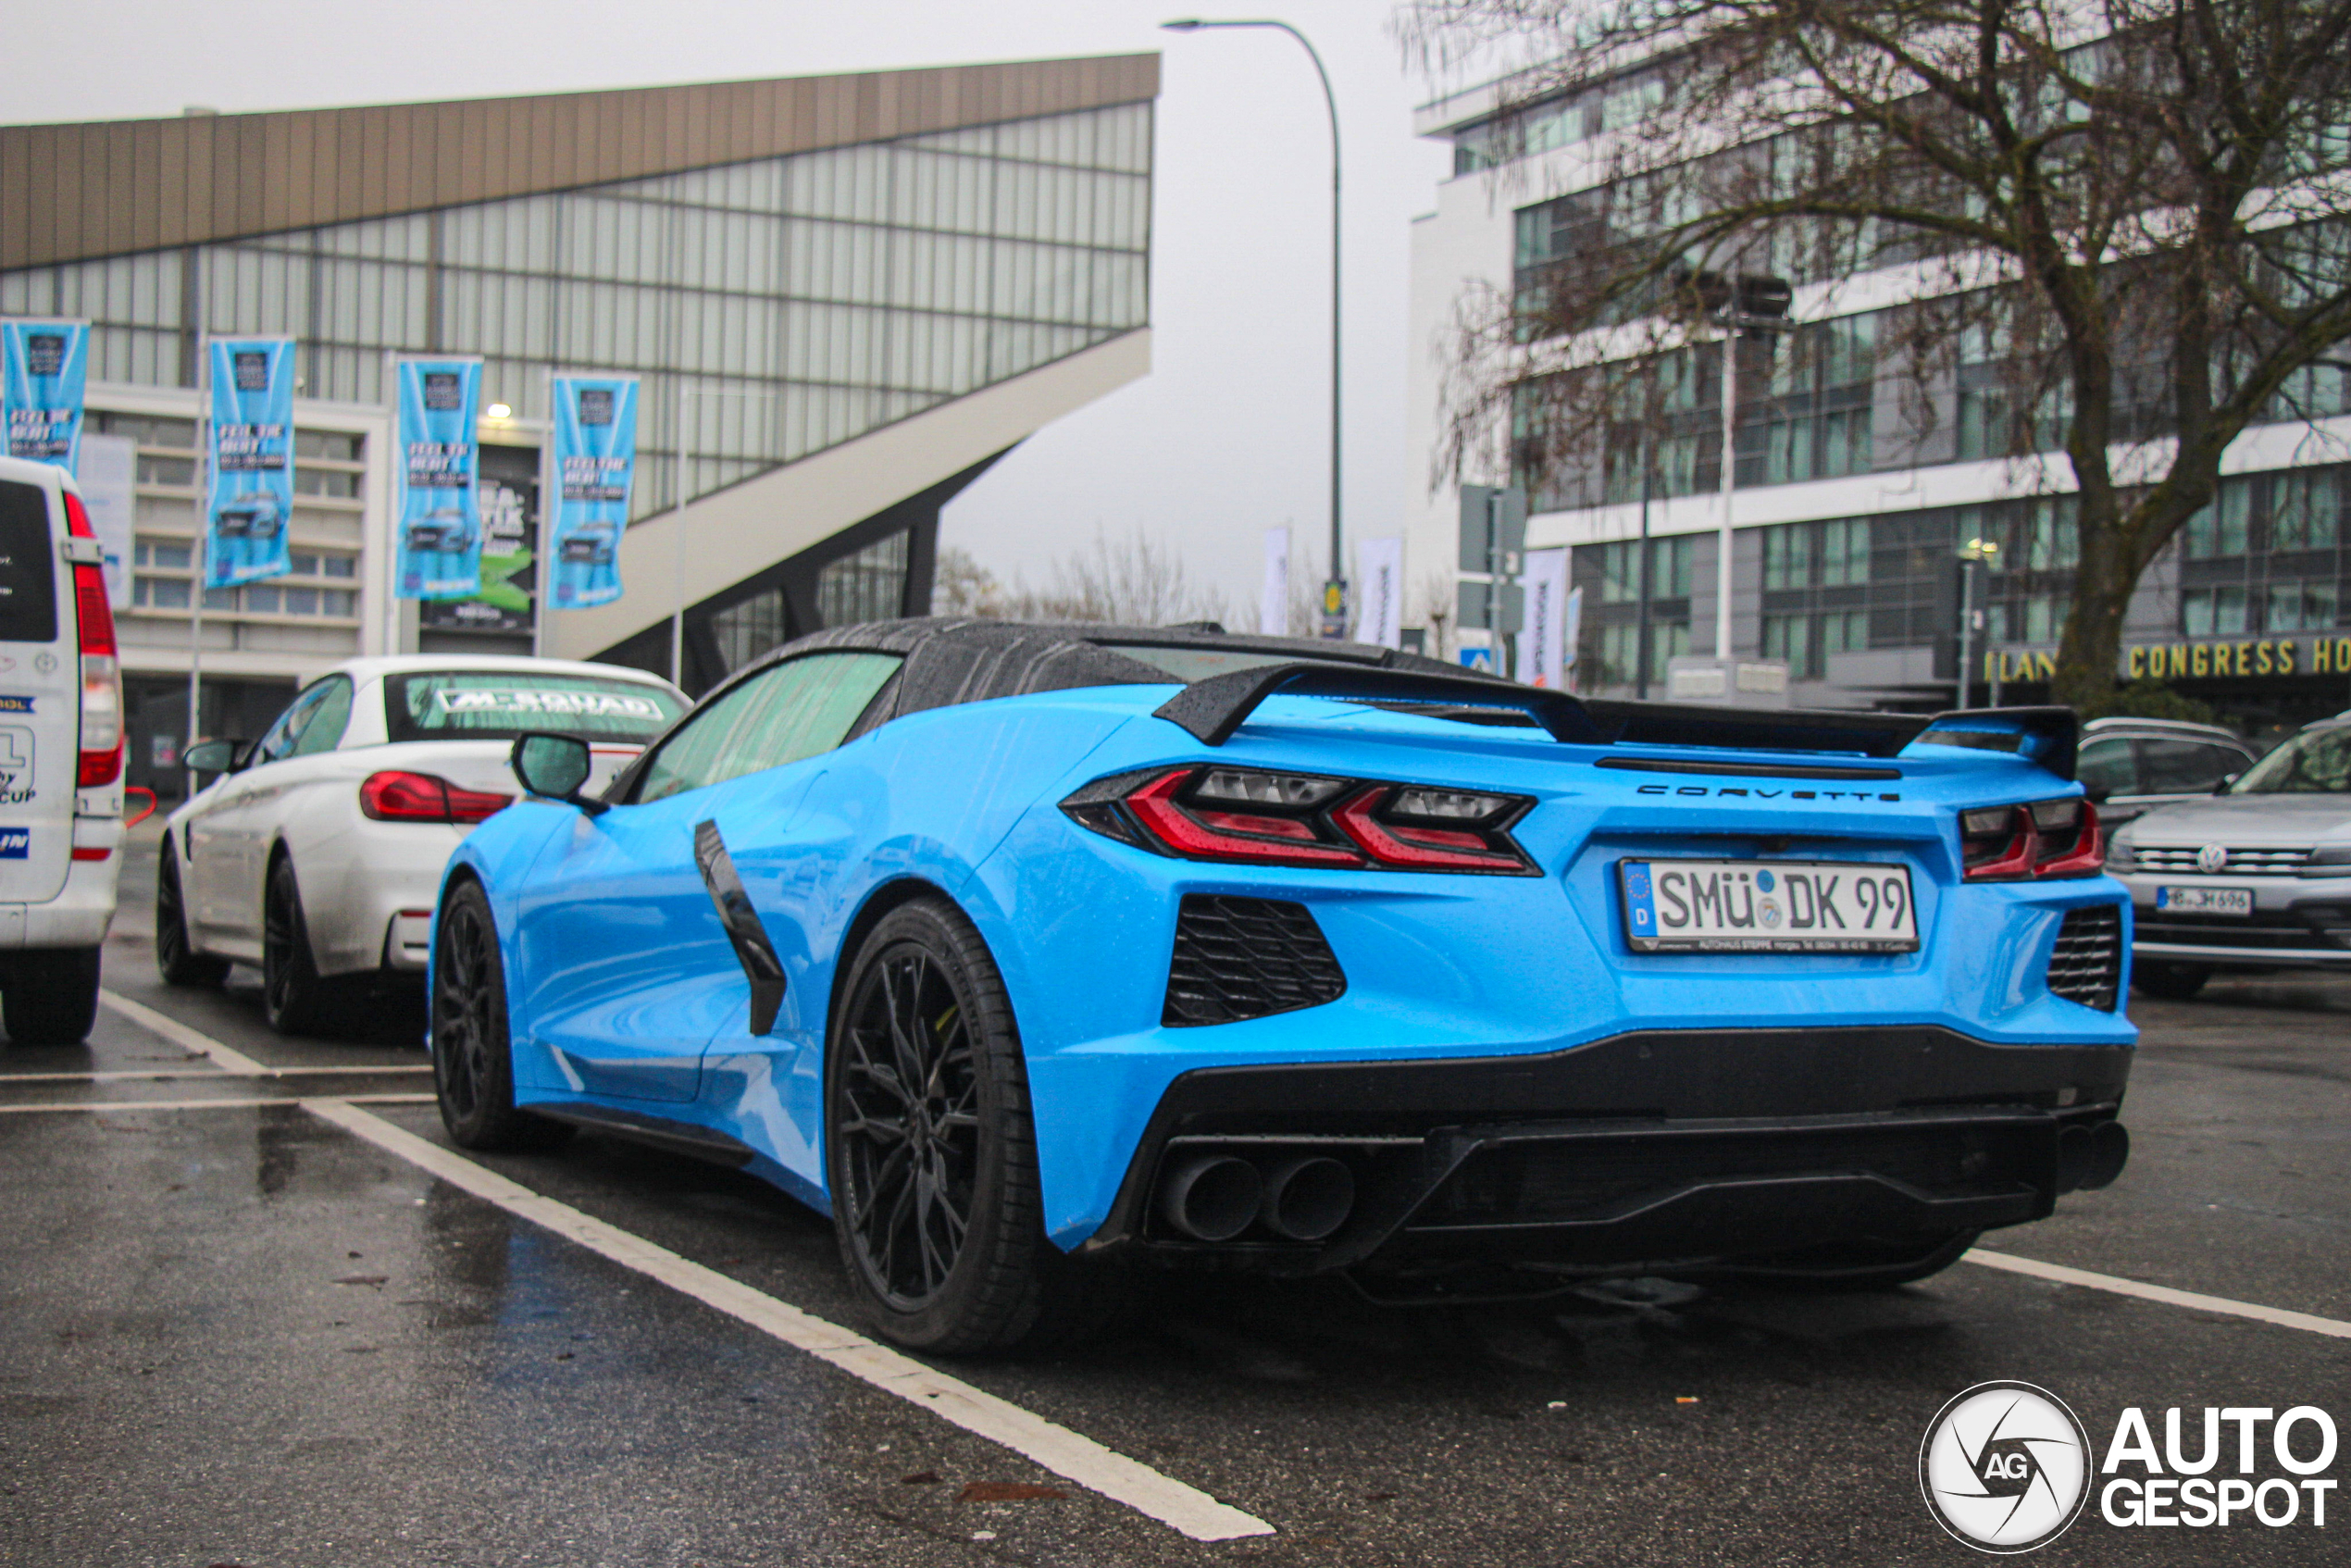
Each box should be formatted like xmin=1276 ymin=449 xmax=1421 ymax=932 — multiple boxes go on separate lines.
xmin=2156 ymin=885 xmax=2253 ymax=916
xmin=1619 ymin=859 xmax=1920 ymax=952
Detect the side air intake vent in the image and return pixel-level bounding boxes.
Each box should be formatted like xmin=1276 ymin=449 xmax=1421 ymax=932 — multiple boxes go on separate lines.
xmin=1163 ymin=895 xmax=1346 ymax=1027
xmin=2047 ymin=904 xmax=2122 ymax=1011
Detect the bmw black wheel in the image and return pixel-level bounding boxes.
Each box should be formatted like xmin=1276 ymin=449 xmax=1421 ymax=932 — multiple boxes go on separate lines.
xmin=827 ymin=897 xmax=1121 ymax=1354
xmin=261 ymin=854 xmax=349 ymax=1037
xmin=432 ymin=879 xmax=570 ymax=1153
xmin=155 ymin=837 xmax=230 ymax=988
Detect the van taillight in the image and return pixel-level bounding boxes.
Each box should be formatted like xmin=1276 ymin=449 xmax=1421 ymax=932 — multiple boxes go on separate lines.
xmin=65 ymin=492 xmax=123 ymax=789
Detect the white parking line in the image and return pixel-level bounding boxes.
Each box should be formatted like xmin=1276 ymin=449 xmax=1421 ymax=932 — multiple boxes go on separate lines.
xmin=98 ymin=989 xmax=268 ymax=1076
xmin=0 ymin=1092 xmax=434 ymax=1115
xmin=1 ymin=1065 xmax=431 ymax=1085
xmin=304 ymin=1098 xmax=1275 ymax=1543
xmin=1966 ymin=1249 xmax=2351 ymax=1340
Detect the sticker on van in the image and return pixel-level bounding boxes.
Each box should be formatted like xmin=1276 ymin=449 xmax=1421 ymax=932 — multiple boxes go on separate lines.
xmin=0 ymin=725 xmax=32 ymax=804
xmin=0 ymin=828 xmax=28 ymax=859
xmin=0 ymin=695 xmax=31 ymax=713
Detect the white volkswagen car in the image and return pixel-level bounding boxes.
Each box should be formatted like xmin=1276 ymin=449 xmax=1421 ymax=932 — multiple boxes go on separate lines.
xmin=158 ymin=655 xmax=686 ymax=1034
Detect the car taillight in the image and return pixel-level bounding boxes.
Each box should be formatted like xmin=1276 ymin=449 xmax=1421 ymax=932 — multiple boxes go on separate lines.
xmin=361 ymin=770 xmax=514 ymax=825
xmin=1961 ymin=797 xmax=2102 ymax=880
xmin=1063 ymin=766 xmax=1536 ymax=875
xmin=65 ymin=492 xmax=122 ymax=789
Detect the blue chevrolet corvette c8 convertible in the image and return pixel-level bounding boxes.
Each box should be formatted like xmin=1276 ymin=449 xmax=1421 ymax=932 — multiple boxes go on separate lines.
xmin=430 ymin=619 xmax=2134 ymax=1353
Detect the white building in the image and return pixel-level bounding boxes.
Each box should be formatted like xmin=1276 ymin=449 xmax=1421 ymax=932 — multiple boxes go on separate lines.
xmin=1403 ymin=64 xmax=2351 ymax=731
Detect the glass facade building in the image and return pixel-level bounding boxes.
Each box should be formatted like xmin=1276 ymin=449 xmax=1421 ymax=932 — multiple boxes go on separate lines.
xmin=1 ymin=56 xmax=1159 ymax=789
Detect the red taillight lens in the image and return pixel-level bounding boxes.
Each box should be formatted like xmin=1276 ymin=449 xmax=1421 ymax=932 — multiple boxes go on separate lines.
xmin=1065 ymin=767 xmax=1536 ymax=874
xmin=67 ymin=492 xmax=123 ymax=789
xmin=361 ymin=771 xmax=513 ymax=825
xmin=1960 ymin=798 xmax=2102 ymax=880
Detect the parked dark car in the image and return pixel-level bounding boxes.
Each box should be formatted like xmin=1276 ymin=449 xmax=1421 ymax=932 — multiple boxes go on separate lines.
xmin=2075 ymin=717 xmax=2258 ymax=828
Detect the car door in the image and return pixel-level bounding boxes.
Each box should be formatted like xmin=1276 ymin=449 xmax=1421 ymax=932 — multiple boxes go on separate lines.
xmin=186 ymin=683 xmax=326 ymax=941
xmin=510 ymin=651 xmax=901 ymax=1105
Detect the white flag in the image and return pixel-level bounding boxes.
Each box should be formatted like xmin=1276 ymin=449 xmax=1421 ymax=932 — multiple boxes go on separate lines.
xmin=1517 ymin=548 xmax=1571 ymax=688
xmin=1354 ymin=536 xmax=1402 ymax=649
xmin=1561 ymin=584 xmax=1584 ymax=690
xmin=1261 ymin=528 xmax=1289 ymax=637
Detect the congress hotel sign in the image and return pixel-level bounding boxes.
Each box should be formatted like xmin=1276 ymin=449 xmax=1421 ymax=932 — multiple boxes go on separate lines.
xmin=1984 ymin=634 xmax=2351 ymax=684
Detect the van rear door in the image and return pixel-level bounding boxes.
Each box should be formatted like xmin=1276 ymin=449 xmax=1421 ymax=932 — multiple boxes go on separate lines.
xmin=0 ymin=473 xmax=81 ymax=905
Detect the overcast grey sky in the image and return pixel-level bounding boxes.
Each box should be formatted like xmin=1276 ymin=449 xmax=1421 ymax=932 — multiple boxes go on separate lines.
xmin=8 ymin=1 xmax=1479 ymax=619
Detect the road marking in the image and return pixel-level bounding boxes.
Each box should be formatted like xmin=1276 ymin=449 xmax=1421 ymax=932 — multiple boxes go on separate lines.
xmin=99 ymin=989 xmax=269 ymax=1076
xmin=0 ymin=1092 xmax=433 ymax=1115
xmin=1966 ymin=1249 xmax=2351 ymax=1340
xmin=305 ymin=1098 xmax=1275 ymax=1543
xmin=0 ymin=1065 xmax=430 ymax=1085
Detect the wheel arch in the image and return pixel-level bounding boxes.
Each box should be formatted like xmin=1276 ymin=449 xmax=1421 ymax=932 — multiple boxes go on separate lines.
xmin=824 ymin=876 xmax=966 ymax=1042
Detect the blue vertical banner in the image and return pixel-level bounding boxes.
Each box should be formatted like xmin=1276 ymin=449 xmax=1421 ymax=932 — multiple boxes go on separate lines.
xmin=547 ymin=375 xmax=638 ymax=610
xmin=2 ymin=319 xmax=89 ymax=470
xmin=392 ymin=357 xmax=483 ymax=600
xmin=204 ymin=338 xmax=296 ymax=588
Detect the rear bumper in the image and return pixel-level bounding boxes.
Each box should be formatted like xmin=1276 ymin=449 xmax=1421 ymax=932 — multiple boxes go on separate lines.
xmin=1076 ymin=1026 xmax=2133 ymax=1276
xmin=1 ymin=850 xmax=121 ymax=951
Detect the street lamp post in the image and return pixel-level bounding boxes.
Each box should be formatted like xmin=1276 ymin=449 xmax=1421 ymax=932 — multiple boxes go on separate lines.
xmin=1163 ymin=18 xmax=1344 ymax=634
xmin=1956 ymin=536 xmax=2000 ymax=710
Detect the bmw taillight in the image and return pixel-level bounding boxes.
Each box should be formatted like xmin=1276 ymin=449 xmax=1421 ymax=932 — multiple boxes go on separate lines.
xmin=361 ymin=770 xmax=514 ymax=825
xmin=1961 ymin=798 xmax=2102 ymax=880
xmin=64 ymin=491 xmax=122 ymax=789
xmin=1063 ymin=766 xmax=1537 ymax=875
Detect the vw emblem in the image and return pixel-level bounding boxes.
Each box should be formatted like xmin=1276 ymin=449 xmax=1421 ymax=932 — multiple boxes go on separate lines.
xmin=2196 ymin=844 xmax=2230 ymax=874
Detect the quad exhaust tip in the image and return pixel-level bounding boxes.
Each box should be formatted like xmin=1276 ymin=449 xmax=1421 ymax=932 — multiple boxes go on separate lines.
xmin=2058 ymin=1120 xmax=2129 ymax=1192
xmin=1160 ymin=1154 xmax=1263 ymax=1242
xmin=1158 ymin=1151 xmax=1357 ymax=1243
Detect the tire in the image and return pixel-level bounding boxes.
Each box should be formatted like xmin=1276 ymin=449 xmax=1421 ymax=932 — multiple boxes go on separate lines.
xmin=826 ymin=896 xmax=1122 ymax=1355
xmin=260 ymin=852 xmax=352 ymax=1037
xmin=2132 ymin=961 xmax=2211 ymax=1001
xmin=431 ymin=878 xmax=572 ymax=1153
xmin=155 ymin=837 xmax=230 ymax=988
xmin=1 ymin=946 xmax=102 ymax=1046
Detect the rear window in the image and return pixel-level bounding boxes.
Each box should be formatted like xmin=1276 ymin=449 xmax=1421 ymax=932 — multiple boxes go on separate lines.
xmin=1098 ymin=643 xmax=1377 ymax=683
xmin=385 ymin=670 xmax=685 ymax=744
xmin=0 ymin=480 xmax=58 ymax=645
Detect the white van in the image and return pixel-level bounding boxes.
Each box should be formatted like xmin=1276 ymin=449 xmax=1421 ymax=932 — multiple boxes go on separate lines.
xmin=0 ymin=453 xmax=123 ymax=1044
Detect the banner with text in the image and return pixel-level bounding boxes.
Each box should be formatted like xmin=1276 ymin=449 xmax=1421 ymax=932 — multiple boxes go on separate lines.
xmin=393 ymin=357 xmax=484 ymax=600
xmin=2 ymin=320 xmax=88 ymax=470
xmin=1517 ymin=548 xmax=1572 ymax=688
xmin=546 ymin=375 xmax=639 ymax=611
xmin=205 ymin=338 xmax=296 ymax=588
xmin=1355 ymin=536 xmax=1402 ymax=650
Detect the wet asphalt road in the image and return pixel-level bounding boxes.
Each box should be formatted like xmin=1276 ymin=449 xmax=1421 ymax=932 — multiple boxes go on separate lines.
xmin=3 ymin=832 xmax=2346 ymax=1566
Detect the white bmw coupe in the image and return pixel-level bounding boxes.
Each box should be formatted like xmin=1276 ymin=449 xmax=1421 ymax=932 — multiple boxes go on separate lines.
xmin=158 ymin=655 xmax=687 ymax=1034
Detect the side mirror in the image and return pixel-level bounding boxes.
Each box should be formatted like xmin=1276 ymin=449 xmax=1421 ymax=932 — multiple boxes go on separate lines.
xmin=511 ymin=732 xmax=605 ymax=815
xmin=182 ymin=739 xmax=243 ymax=778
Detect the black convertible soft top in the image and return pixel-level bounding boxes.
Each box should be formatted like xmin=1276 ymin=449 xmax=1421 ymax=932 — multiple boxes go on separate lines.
xmin=744 ymin=618 xmax=2072 ymax=775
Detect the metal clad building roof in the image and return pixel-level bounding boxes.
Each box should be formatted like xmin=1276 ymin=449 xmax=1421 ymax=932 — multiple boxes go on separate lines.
xmin=0 ymin=54 xmax=1160 ymax=271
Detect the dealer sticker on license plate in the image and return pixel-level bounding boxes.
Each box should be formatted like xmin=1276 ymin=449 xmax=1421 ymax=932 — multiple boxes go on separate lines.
xmin=2155 ymin=885 xmax=2254 ymax=916
xmin=1619 ymin=859 xmax=1920 ymax=952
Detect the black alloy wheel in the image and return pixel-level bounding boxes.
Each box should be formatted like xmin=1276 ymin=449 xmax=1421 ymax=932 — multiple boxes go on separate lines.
xmin=827 ymin=897 xmax=1121 ymax=1354
xmin=155 ymin=837 xmax=230 ymax=988
xmin=431 ymin=879 xmax=570 ymax=1153
xmin=261 ymin=854 xmax=347 ymax=1037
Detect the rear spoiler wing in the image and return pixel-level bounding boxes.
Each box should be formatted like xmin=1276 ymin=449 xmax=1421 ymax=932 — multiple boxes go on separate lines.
xmin=1908 ymin=706 xmax=2081 ymax=782
xmin=1153 ymin=666 xmax=2080 ymax=778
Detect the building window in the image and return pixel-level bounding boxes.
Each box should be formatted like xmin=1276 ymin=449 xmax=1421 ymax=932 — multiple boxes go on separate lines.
xmin=711 ymin=588 xmax=790 ymax=675
xmin=1597 ymin=536 xmax=1690 ymax=604
xmin=815 ymin=529 xmax=911 ymax=628
xmin=2182 ymin=586 xmax=2249 ymax=636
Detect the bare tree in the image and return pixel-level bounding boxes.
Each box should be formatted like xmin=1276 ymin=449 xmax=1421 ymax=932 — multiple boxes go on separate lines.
xmin=1403 ymin=0 xmax=2351 ymax=707
xmin=945 ymin=529 xmax=1234 ymax=628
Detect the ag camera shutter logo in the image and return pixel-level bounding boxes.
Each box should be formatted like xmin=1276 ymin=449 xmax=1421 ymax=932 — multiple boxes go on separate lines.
xmin=1920 ymin=1381 xmax=2092 ymax=1552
